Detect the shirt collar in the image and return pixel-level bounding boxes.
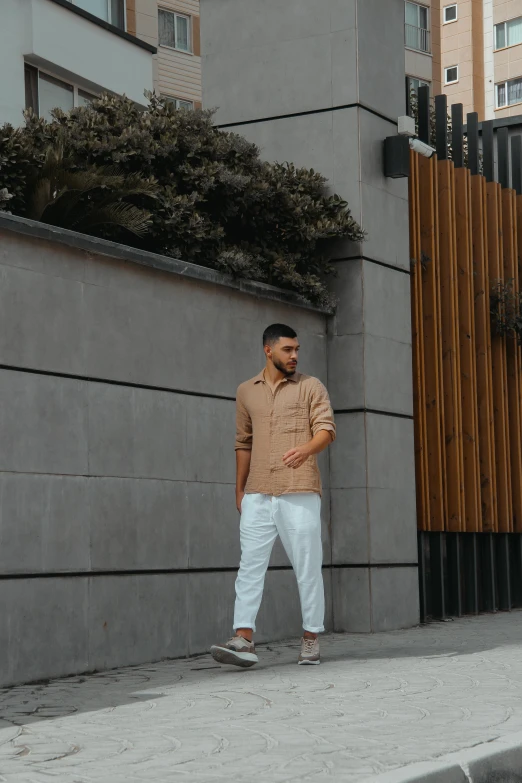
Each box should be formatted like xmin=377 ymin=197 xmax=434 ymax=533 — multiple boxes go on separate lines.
xmin=253 ymin=369 xmax=300 ymax=384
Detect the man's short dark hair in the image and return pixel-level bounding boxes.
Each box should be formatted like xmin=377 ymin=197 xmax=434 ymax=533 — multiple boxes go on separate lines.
xmin=263 ymin=324 xmax=297 ymax=347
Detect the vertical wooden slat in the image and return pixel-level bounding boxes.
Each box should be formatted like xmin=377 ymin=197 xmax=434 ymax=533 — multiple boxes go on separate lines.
xmin=455 ymin=167 xmax=481 ymax=531
xmin=471 ymin=175 xmax=497 ymax=532
xmin=438 ymin=160 xmax=465 ymax=532
xmin=419 ymin=156 xmax=446 ymax=531
xmin=410 ymin=152 xmax=430 ymax=531
xmin=513 ymin=192 xmax=522 ymax=533
xmin=487 ymin=182 xmax=512 ymax=532
xmin=503 ymin=189 xmax=522 ymax=533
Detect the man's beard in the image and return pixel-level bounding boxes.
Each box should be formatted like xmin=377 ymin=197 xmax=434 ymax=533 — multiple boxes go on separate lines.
xmin=273 ymin=357 xmax=297 ymax=376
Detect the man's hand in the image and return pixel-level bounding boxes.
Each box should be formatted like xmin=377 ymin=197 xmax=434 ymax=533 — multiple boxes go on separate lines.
xmin=283 ymin=444 xmax=312 ymax=469
xmin=236 ymin=490 xmax=245 ymax=514
xmin=283 ymin=431 xmax=333 ymax=470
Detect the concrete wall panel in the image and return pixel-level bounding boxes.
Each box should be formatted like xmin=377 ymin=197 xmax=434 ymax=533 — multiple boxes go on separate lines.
xmin=329 ymin=413 xmax=367 ymax=489
xmin=330 ymin=488 xmax=369 ymax=564
xmin=0 ymin=370 xmax=88 ymax=475
xmin=332 ymin=567 xmax=372 ymax=633
xmin=0 ymin=577 xmax=89 ymax=685
xmin=89 ymin=574 xmax=188 ymax=670
xmin=370 ymin=567 xmax=420 ymax=631
xmin=0 ymin=474 xmax=90 ymax=575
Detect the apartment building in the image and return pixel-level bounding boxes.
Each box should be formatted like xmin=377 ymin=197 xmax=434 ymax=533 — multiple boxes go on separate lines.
xmin=130 ymin=0 xmax=202 ymax=109
xmin=405 ymin=0 xmax=522 ymax=121
xmin=0 ymin=0 xmax=201 ymax=127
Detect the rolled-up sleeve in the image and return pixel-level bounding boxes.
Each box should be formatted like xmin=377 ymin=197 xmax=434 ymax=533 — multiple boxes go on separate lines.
xmin=310 ymin=380 xmax=336 ymax=441
xmin=235 ymin=386 xmax=253 ymax=451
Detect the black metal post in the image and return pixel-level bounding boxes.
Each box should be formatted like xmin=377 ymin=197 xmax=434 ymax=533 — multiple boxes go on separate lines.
xmin=510 ymin=535 xmax=522 ymax=608
xmin=463 ymin=533 xmax=479 ymax=614
xmin=447 ymin=533 xmax=463 ymax=616
xmin=496 ymin=534 xmax=512 ymax=610
xmin=480 ymin=533 xmax=497 ymax=612
xmin=511 ymin=136 xmax=522 ymax=196
xmin=483 ymin=120 xmax=495 ymax=183
xmin=467 ymin=112 xmax=480 ymax=175
xmin=418 ymin=85 xmax=431 ymax=146
xmin=430 ymin=533 xmax=447 ymax=619
xmin=435 ymin=94 xmax=448 ymax=160
xmin=498 ymin=127 xmax=510 ymax=189
xmin=451 ymin=103 xmax=464 ymax=168
xmin=418 ymin=532 xmax=428 ymax=623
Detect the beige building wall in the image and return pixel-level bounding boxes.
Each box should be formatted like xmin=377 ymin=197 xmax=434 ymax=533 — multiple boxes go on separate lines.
xmin=129 ymin=0 xmax=202 ymax=108
xmin=494 ymin=0 xmax=522 ymax=118
xmin=439 ymin=0 xmax=484 ymax=117
xmin=484 ymin=0 xmax=495 ymax=118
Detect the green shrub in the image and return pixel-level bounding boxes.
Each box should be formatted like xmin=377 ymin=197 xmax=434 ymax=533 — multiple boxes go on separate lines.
xmin=0 ymin=94 xmax=364 ymax=308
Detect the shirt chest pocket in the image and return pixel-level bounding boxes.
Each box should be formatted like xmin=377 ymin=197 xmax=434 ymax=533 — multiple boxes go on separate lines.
xmin=279 ymin=401 xmax=310 ymax=433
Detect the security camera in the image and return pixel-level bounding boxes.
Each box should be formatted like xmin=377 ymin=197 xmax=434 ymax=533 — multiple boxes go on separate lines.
xmin=409 ymin=137 xmax=436 ymax=158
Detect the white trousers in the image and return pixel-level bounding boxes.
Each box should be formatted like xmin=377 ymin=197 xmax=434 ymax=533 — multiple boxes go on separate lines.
xmin=233 ymin=493 xmax=325 ymax=634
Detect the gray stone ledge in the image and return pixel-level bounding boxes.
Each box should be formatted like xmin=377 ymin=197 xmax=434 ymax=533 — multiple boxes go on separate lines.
xmin=0 ymin=212 xmax=331 ymax=315
xmin=371 ymin=730 xmax=522 ymax=783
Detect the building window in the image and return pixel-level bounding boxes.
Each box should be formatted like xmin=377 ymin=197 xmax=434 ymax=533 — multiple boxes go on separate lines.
xmin=405 ymin=2 xmax=430 ymax=53
xmin=158 ymin=9 xmax=191 ymax=52
xmin=24 ymin=64 xmax=97 ymax=121
xmin=70 ymin=0 xmax=125 ymax=30
xmin=495 ymin=17 xmax=522 ymax=50
xmin=443 ymin=4 xmax=458 ymax=23
xmin=406 ymin=76 xmax=430 ymax=115
xmin=164 ymin=96 xmax=194 ymax=110
xmin=496 ymin=77 xmax=522 ymax=108
xmin=445 ymin=65 xmax=459 ymax=85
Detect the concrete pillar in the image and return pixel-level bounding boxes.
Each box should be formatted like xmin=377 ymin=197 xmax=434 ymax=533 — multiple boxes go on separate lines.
xmin=201 ymin=0 xmax=419 ymax=632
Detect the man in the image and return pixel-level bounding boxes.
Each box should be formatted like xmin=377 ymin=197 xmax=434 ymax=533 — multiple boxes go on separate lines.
xmin=210 ymin=323 xmax=335 ymax=668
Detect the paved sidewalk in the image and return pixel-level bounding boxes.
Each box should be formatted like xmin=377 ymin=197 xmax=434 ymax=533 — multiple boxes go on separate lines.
xmin=2 ymin=613 xmax=522 ymax=783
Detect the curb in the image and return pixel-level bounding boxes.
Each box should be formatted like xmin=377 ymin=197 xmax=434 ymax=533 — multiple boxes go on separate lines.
xmin=368 ymin=731 xmax=522 ymax=783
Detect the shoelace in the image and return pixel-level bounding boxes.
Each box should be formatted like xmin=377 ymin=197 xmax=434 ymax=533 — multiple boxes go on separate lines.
xmin=303 ymin=638 xmax=316 ymax=653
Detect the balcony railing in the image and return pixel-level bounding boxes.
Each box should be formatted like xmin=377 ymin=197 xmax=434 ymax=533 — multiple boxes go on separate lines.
xmin=405 ymin=24 xmax=431 ymax=53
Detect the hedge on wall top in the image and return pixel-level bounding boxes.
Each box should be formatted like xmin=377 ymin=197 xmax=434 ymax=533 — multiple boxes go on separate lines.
xmin=0 ymin=94 xmax=365 ymax=308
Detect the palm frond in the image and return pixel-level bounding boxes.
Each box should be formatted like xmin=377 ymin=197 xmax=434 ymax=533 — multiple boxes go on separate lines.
xmin=24 ymin=141 xmax=157 ymax=237
xmin=71 ymin=202 xmax=152 ymax=236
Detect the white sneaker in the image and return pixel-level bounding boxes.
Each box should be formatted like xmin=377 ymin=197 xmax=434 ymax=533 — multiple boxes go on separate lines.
xmin=210 ymin=635 xmax=258 ymax=668
xmin=298 ymin=636 xmax=320 ymax=665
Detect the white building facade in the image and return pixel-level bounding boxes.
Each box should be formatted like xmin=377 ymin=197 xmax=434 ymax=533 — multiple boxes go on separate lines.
xmin=1 ymin=0 xmax=155 ymax=126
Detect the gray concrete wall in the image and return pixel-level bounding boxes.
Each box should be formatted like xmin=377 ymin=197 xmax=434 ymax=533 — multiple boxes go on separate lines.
xmin=201 ymin=0 xmax=419 ymax=633
xmin=0 ymin=215 xmax=331 ymax=687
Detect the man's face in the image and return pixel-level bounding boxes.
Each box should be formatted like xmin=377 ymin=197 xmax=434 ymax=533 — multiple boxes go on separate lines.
xmin=266 ymin=337 xmax=300 ymax=376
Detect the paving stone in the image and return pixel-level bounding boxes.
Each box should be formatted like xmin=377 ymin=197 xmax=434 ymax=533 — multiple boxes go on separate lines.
xmin=2 ymin=613 xmax=522 ymax=782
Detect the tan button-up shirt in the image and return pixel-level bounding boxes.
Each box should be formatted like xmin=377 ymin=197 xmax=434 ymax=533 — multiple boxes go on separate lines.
xmin=235 ymin=370 xmax=335 ymax=497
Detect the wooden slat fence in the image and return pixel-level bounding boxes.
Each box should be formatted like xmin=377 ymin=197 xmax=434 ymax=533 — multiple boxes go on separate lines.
xmin=411 ymin=91 xmax=522 ymax=536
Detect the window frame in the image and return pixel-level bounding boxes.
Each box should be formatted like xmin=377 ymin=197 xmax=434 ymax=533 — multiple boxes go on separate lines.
xmin=443 ymin=4 xmax=458 ymax=24
xmin=494 ymin=17 xmax=522 ymax=51
xmin=405 ymin=2 xmax=430 ymax=53
xmin=495 ymin=76 xmax=522 ymax=109
xmin=158 ymin=8 xmax=193 ymax=54
xmin=405 ymin=1 xmax=429 ymax=30
xmin=444 ymin=65 xmax=459 ymax=85
xmin=163 ymin=95 xmax=195 ymax=110
xmin=406 ymin=76 xmax=431 ymax=115
xmin=70 ymin=0 xmax=126 ymax=30
xmin=25 ymin=64 xmax=98 ymax=119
